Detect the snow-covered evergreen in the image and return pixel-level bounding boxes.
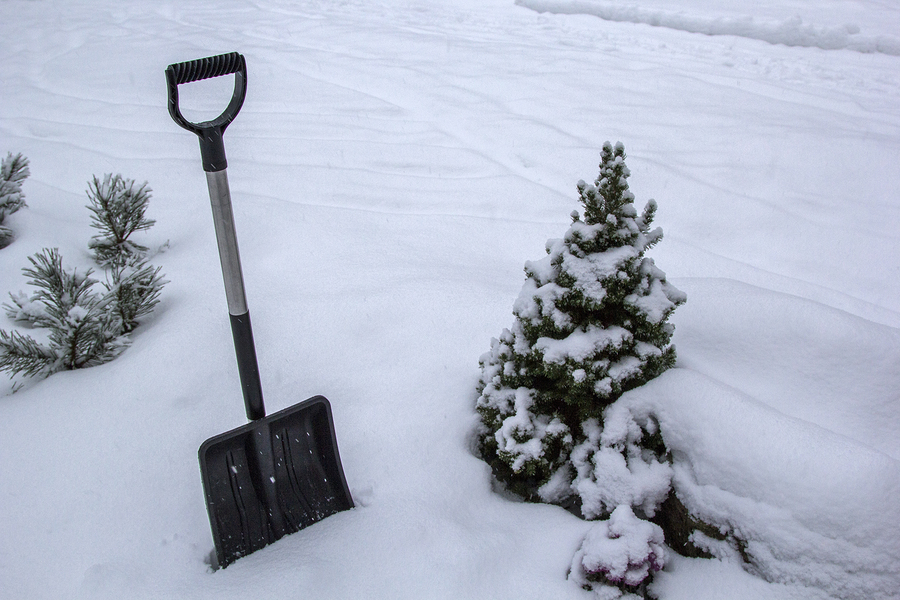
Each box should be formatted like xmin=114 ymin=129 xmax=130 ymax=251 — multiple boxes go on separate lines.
xmin=0 ymin=249 xmax=129 ymax=378
xmin=0 ymin=152 xmax=29 ymax=248
xmin=0 ymin=172 xmax=166 ymax=380
xmin=86 ymin=174 xmax=155 ymax=267
xmin=476 ymin=142 xmax=686 ymax=510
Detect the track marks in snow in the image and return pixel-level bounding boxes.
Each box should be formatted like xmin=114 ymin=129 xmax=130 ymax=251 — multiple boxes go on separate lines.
xmin=672 ymin=278 xmax=900 ymax=460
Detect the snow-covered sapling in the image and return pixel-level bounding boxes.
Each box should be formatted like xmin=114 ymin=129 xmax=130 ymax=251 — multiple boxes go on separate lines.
xmin=475 ymin=142 xmax=685 ymax=507
xmin=86 ymin=174 xmax=155 ymax=267
xmin=0 ymin=248 xmax=129 ymax=378
xmin=2 ymin=169 xmax=168 ymax=381
xmin=102 ymin=259 xmax=167 ymax=334
xmin=0 ymin=152 xmax=30 ymax=248
xmin=569 ymin=505 xmax=666 ymax=599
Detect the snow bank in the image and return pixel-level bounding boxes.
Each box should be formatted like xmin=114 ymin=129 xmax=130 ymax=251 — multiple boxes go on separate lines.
xmin=617 ymin=278 xmax=900 ymax=598
xmin=673 ymin=278 xmax=900 ymax=461
xmin=624 ymin=369 xmax=900 ymax=599
xmin=517 ymin=0 xmax=900 ymax=55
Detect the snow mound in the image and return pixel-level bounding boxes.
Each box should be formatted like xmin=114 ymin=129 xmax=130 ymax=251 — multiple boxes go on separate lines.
xmin=517 ymin=0 xmax=900 ymax=55
xmin=569 ymin=504 xmax=666 ymax=599
xmin=625 ymin=369 xmax=900 ymax=600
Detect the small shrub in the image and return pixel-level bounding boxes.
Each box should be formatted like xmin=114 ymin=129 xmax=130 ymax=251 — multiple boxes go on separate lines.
xmin=1 ymin=171 xmax=167 ymax=382
xmin=86 ymin=174 xmax=155 ymax=267
xmin=0 ymin=249 xmax=129 ymax=378
xmin=475 ymin=142 xmax=685 ymax=506
xmin=0 ymin=152 xmax=30 ymax=248
xmin=475 ymin=142 xmax=685 ymax=597
xmin=569 ymin=505 xmax=666 ymax=599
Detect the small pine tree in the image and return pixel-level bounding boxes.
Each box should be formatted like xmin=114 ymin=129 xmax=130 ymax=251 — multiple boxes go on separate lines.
xmin=0 ymin=153 xmax=30 ymax=248
xmin=1 ymin=173 xmax=167 ymax=384
xmin=86 ymin=174 xmax=155 ymax=267
xmin=102 ymin=259 xmax=167 ymax=334
xmin=0 ymin=249 xmax=129 ymax=378
xmin=475 ymin=142 xmax=686 ymax=507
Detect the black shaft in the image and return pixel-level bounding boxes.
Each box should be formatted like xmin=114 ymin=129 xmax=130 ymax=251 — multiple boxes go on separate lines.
xmin=229 ymin=312 xmax=265 ymax=421
xmin=199 ymin=127 xmax=228 ymax=172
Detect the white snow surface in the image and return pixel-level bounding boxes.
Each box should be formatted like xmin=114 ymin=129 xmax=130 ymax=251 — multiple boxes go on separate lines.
xmin=570 ymin=504 xmax=666 ymax=594
xmin=518 ymin=0 xmax=900 ymax=55
xmin=1 ymin=0 xmax=899 ymax=599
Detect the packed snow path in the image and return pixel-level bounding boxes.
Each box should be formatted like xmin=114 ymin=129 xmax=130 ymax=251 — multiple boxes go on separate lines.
xmin=1 ymin=0 xmax=899 ymax=599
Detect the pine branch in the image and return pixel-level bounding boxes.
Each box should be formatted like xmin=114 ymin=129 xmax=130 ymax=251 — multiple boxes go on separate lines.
xmin=0 ymin=329 xmax=58 ymax=378
xmin=21 ymin=248 xmax=98 ymax=330
xmin=103 ymin=260 xmax=167 ymax=333
xmin=1 ymin=153 xmax=30 ymax=187
xmin=3 ymin=291 xmax=46 ymax=326
xmin=0 ymin=226 xmax=14 ymax=249
xmin=0 ymin=153 xmax=29 ymax=247
xmin=86 ymin=174 xmax=155 ymax=266
xmin=48 ymin=304 xmax=129 ymax=370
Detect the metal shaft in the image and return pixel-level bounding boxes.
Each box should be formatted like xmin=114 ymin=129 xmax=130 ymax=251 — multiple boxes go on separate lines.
xmin=206 ymin=170 xmax=248 ymax=316
xmin=205 ymin=169 xmax=266 ymax=421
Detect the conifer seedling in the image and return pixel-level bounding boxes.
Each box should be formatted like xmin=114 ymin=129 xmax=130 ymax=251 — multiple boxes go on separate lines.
xmin=0 ymin=152 xmax=30 ymax=248
xmin=0 ymin=249 xmax=129 ymax=378
xmin=86 ymin=174 xmax=155 ymax=267
xmin=476 ymin=142 xmax=686 ymax=507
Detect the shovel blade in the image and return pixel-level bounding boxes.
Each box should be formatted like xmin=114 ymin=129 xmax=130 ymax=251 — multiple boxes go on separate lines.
xmin=199 ymin=395 xmax=353 ymax=568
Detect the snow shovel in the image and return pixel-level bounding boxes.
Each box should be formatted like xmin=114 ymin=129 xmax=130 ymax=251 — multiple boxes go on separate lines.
xmin=165 ymin=52 xmax=353 ymax=569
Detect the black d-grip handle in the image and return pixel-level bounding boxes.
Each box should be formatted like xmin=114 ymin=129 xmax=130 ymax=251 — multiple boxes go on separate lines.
xmin=166 ymin=52 xmax=247 ymax=172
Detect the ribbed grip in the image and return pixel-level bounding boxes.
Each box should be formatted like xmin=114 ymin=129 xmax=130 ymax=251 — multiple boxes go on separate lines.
xmin=169 ymin=52 xmax=245 ymax=85
xmin=166 ymin=52 xmax=247 ymax=171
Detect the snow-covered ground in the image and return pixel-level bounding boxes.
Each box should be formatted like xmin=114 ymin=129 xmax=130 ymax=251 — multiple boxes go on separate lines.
xmin=1 ymin=0 xmax=898 ymax=598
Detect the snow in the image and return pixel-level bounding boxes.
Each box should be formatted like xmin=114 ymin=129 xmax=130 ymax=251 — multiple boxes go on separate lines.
xmin=572 ymin=410 xmax=672 ymax=519
xmin=535 ymin=324 xmax=631 ymax=363
xmin=569 ymin=504 xmax=666 ymax=595
xmin=518 ymin=0 xmax=900 ymax=55
xmin=1 ymin=0 xmax=899 ymax=599
xmin=495 ymin=387 xmax=571 ymax=472
xmin=625 ymin=368 xmax=900 ymax=599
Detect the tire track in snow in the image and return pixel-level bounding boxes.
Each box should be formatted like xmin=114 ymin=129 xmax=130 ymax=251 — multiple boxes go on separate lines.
xmin=230 ymin=0 xmax=604 ymax=205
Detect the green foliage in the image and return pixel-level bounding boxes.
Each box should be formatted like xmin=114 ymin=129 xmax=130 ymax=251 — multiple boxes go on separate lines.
xmin=0 ymin=171 xmax=167 ymax=383
xmin=102 ymin=259 xmax=167 ymax=334
xmin=475 ymin=142 xmax=685 ymax=507
xmin=0 ymin=152 xmax=30 ymax=248
xmin=86 ymin=174 xmax=155 ymax=267
xmin=0 ymin=249 xmax=128 ymax=378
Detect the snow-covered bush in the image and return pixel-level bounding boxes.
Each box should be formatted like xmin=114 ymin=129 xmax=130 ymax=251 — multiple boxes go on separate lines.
xmin=475 ymin=142 xmax=685 ymax=507
xmin=86 ymin=174 xmax=155 ymax=267
xmin=0 ymin=152 xmax=30 ymax=248
xmin=571 ymin=403 xmax=672 ymax=520
xmin=0 ymin=172 xmax=167 ymax=381
xmin=475 ymin=142 xmax=684 ymax=597
xmin=101 ymin=259 xmax=167 ymax=334
xmin=0 ymin=249 xmax=130 ymax=378
xmin=569 ymin=505 xmax=666 ymax=599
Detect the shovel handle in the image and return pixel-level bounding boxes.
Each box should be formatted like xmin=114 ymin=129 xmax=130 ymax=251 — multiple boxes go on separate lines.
xmin=166 ymin=53 xmax=265 ymax=421
xmin=166 ymin=52 xmax=247 ymax=172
